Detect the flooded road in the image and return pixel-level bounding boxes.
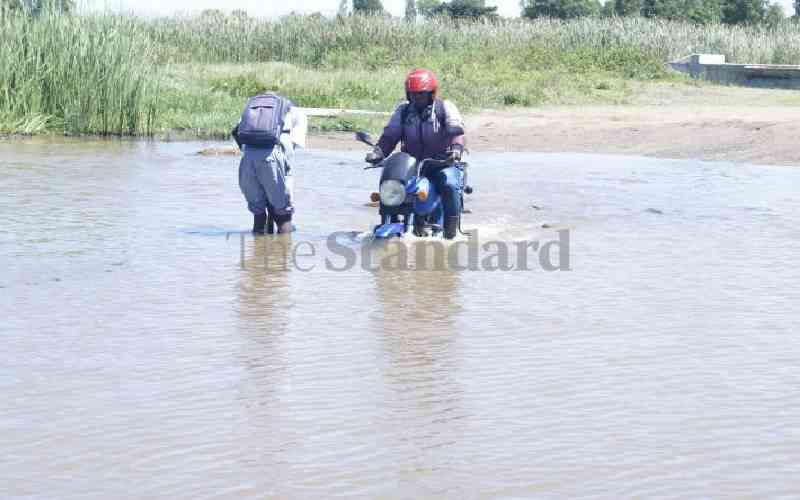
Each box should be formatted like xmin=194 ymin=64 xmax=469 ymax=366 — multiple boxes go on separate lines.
xmin=2 ymin=139 xmax=800 ymax=498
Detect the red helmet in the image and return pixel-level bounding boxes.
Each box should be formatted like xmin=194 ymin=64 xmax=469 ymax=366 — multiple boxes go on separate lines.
xmin=405 ymin=68 xmax=438 ymax=96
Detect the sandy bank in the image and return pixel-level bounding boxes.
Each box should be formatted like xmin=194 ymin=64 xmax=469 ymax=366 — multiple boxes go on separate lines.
xmin=308 ymin=84 xmax=800 ymax=166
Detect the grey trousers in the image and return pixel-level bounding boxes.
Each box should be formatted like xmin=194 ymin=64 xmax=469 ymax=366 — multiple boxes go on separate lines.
xmin=238 ymin=145 xmax=293 ymax=217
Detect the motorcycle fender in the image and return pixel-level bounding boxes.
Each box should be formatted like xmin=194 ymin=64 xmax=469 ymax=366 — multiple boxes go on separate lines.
xmin=373 ymin=222 xmax=406 ymax=239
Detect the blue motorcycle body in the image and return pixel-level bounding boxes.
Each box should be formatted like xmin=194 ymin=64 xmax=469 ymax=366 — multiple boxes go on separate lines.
xmin=370 ymin=152 xmax=466 ymax=239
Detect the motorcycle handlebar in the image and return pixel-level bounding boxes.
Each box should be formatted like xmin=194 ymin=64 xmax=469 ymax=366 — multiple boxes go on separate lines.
xmin=363 ymin=156 xmax=466 ymax=171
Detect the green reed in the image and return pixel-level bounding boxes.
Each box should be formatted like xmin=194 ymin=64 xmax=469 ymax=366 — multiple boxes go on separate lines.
xmin=0 ymin=12 xmax=159 ymax=135
xmin=3 ymin=12 xmax=800 ymax=136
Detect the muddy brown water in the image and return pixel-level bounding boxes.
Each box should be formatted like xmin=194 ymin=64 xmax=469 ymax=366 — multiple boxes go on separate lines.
xmin=2 ymin=138 xmax=800 ymax=498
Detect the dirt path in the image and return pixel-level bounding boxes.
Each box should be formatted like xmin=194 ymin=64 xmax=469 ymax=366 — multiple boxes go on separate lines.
xmin=308 ymin=83 xmax=800 ymax=166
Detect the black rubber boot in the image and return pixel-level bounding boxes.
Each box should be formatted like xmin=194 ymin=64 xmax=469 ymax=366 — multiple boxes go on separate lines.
xmin=253 ymin=213 xmax=267 ymax=234
xmin=443 ymin=215 xmax=459 ymax=240
xmin=275 ymin=213 xmax=293 ymax=234
xmin=277 ymin=221 xmax=293 ymax=234
xmin=266 ymin=203 xmax=276 ymax=234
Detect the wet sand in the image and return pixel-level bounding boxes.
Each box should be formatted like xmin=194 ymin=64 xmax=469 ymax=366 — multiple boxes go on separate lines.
xmin=309 ymin=83 xmax=800 ymax=166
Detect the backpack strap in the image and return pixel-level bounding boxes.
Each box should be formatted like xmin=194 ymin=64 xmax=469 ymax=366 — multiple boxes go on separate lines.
xmin=400 ymin=103 xmax=410 ymax=147
xmin=266 ymin=93 xmax=292 ymax=135
xmin=277 ymin=95 xmax=290 ymax=133
xmin=400 ymin=99 xmax=447 ymax=146
xmin=434 ymin=98 xmax=447 ymax=131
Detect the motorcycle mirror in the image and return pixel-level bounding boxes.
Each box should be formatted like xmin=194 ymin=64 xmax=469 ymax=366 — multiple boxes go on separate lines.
xmin=355 ymin=131 xmax=374 ymax=147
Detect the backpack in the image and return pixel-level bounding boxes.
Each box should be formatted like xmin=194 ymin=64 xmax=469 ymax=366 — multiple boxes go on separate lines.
xmin=236 ymin=93 xmax=291 ymax=147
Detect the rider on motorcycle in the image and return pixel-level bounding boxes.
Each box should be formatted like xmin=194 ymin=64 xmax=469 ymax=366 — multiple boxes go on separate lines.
xmin=365 ymin=68 xmax=466 ymax=239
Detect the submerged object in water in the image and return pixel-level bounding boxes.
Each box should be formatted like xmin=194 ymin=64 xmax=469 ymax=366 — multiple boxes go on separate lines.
xmin=197 ymin=146 xmax=240 ymax=156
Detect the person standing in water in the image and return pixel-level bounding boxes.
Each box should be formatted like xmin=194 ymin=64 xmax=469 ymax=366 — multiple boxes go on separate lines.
xmin=232 ymin=92 xmax=307 ymax=234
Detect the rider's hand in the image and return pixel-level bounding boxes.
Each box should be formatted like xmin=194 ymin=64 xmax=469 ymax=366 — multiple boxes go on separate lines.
xmin=365 ymin=147 xmax=384 ymax=164
xmin=446 ymin=144 xmax=464 ymax=163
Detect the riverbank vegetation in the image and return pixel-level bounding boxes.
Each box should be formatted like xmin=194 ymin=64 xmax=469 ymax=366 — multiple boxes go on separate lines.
xmin=3 ymin=10 xmax=800 ymax=137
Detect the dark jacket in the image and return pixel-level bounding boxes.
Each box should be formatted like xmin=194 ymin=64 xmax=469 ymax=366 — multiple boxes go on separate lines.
xmin=376 ymin=99 xmax=465 ymax=162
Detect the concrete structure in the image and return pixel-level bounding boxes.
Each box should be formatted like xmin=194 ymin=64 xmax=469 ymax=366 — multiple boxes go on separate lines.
xmin=669 ymin=54 xmax=800 ymax=89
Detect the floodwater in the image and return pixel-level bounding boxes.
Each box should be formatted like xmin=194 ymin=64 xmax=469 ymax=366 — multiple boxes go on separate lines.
xmin=2 ymin=138 xmax=800 ymax=499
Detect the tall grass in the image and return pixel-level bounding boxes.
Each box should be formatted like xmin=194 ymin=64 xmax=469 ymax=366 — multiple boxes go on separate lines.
xmin=3 ymin=12 xmax=800 ymax=136
xmin=141 ymin=14 xmax=800 ymax=66
xmin=0 ymin=12 xmax=159 ymax=135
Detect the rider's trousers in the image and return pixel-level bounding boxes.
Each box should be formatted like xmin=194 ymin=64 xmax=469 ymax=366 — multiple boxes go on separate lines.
xmin=426 ymin=166 xmax=461 ymax=217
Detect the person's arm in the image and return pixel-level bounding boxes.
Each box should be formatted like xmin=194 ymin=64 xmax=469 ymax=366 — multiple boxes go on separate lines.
xmin=375 ymin=104 xmax=406 ymax=158
xmin=442 ymin=100 xmax=465 ymax=157
xmin=442 ymin=99 xmax=465 ymax=146
xmin=284 ymin=106 xmax=308 ymax=150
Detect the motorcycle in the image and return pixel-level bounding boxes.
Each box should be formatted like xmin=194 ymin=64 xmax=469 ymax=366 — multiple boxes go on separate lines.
xmin=356 ymin=131 xmax=473 ymax=239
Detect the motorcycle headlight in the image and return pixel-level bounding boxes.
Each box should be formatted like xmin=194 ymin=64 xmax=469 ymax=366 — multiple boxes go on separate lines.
xmin=379 ymin=179 xmax=406 ymax=207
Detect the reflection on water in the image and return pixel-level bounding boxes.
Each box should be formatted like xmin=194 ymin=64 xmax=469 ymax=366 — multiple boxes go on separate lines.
xmin=2 ymin=139 xmax=800 ymax=498
xmin=370 ymin=246 xmax=466 ymax=459
xmin=236 ymin=236 xmax=293 ymax=400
